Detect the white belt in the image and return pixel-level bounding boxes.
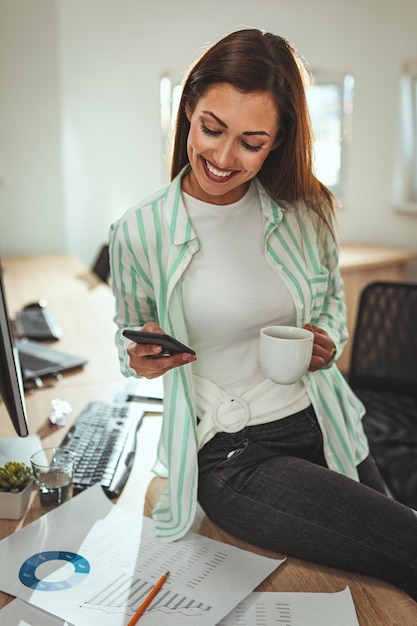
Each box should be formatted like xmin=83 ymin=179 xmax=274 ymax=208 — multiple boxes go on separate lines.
xmin=195 ymin=375 xmax=278 ymax=449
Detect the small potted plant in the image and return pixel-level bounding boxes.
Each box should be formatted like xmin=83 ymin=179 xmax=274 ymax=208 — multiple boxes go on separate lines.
xmin=0 ymin=461 xmax=33 ymax=520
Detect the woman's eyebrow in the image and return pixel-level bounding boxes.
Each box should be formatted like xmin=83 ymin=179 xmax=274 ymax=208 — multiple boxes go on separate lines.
xmin=202 ymin=110 xmax=227 ymax=127
xmin=202 ymin=110 xmax=271 ymax=137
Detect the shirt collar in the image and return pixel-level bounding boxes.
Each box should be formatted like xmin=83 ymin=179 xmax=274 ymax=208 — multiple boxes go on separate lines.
xmin=165 ymin=167 xmax=285 ymax=245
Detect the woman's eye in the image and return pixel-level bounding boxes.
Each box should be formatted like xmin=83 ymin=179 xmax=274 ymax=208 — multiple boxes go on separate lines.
xmin=242 ymin=141 xmax=263 ymax=152
xmin=199 ymin=121 xmax=263 ymax=152
xmin=201 ymin=123 xmax=220 ymax=136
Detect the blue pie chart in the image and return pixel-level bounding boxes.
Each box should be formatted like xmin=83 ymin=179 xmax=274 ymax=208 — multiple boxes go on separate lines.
xmin=19 ymin=551 xmax=90 ymax=591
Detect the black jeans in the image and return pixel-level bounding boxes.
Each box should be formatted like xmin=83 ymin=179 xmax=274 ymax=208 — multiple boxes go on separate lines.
xmin=197 ymin=406 xmax=417 ymax=601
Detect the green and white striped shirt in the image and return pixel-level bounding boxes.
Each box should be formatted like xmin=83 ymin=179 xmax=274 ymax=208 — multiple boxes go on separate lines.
xmin=109 ymin=170 xmax=369 ymax=542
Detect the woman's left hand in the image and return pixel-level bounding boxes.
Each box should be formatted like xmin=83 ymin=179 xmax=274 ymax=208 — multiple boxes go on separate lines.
xmin=304 ymin=323 xmax=336 ymax=371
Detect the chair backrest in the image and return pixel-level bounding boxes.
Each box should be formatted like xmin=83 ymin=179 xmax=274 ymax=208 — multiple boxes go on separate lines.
xmin=92 ymin=244 xmax=110 ymax=283
xmin=349 ymin=280 xmax=417 ymax=395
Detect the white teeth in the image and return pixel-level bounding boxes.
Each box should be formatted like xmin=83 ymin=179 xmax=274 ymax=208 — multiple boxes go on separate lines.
xmin=205 ymin=160 xmax=233 ymax=178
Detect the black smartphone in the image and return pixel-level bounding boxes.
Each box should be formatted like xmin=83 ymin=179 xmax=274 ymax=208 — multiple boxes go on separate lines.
xmin=122 ymin=330 xmax=195 ymax=357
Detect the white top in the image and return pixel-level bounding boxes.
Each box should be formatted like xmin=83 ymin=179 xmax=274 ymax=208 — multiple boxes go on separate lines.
xmin=182 ymin=184 xmax=310 ymax=448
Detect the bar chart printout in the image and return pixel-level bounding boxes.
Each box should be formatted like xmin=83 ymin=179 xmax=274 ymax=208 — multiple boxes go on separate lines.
xmin=217 ymin=588 xmax=360 ymax=626
xmin=0 ymin=485 xmax=283 ymax=626
xmin=84 ymin=571 xmax=212 ymax=620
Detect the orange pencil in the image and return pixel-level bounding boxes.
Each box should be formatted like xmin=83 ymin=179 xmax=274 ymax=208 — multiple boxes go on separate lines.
xmin=127 ymin=571 xmax=170 ymax=625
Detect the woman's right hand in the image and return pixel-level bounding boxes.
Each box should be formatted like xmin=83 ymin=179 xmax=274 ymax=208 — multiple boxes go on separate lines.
xmin=126 ymin=321 xmax=196 ymax=379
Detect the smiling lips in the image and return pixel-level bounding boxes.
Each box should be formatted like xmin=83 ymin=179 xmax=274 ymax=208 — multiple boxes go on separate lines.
xmin=202 ymin=158 xmax=236 ymax=181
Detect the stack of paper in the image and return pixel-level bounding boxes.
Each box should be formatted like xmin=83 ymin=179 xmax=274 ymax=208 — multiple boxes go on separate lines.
xmin=0 ymin=484 xmax=359 ymax=625
xmin=0 ymin=485 xmax=281 ymax=625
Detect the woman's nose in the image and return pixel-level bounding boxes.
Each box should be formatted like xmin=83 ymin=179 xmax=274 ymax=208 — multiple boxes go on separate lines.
xmin=213 ymin=139 xmax=236 ymax=168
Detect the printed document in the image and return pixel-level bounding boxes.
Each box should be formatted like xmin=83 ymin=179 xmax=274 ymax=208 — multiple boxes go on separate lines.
xmin=218 ymin=587 xmax=359 ymax=626
xmin=0 ymin=484 xmax=282 ymax=625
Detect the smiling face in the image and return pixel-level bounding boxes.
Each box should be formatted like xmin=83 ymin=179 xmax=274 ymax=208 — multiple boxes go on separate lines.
xmin=182 ymin=83 xmax=280 ymax=205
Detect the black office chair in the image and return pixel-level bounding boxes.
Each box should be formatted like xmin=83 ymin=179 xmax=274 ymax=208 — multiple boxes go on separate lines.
xmin=348 ymin=280 xmax=417 ymax=507
xmin=91 ymin=244 xmax=110 ymax=283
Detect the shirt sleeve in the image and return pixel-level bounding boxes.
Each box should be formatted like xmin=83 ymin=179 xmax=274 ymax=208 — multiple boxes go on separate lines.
xmin=316 ymin=209 xmax=348 ymax=361
xmin=108 ymin=210 xmax=158 ymax=377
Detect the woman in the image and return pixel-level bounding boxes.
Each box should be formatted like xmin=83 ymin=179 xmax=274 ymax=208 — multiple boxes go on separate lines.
xmin=109 ymin=29 xmax=417 ymax=599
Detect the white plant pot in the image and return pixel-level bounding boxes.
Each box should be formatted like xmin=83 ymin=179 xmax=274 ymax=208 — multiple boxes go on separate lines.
xmin=0 ymin=481 xmax=33 ymax=520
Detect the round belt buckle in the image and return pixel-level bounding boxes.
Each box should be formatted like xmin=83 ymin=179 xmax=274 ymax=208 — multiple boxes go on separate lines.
xmin=212 ymin=395 xmax=250 ymax=433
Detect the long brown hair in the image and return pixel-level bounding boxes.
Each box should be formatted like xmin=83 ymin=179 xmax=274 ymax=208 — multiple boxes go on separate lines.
xmin=170 ymin=29 xmax=336 ymax=229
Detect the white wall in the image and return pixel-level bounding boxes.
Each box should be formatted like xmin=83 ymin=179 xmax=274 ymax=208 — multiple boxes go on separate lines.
xmin=1 ymin=0 xmax=417 ymax=267
xmin=0 ymin=0 xmax=64 ymax=254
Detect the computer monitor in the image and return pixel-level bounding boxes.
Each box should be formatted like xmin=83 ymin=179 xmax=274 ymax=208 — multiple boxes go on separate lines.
xmin=0 ymin=264 xmax=29 ymax=437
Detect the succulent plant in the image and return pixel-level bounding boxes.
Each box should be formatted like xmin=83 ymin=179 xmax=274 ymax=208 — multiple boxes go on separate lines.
xmin=0 ymin=461 xmax=33 ymax=493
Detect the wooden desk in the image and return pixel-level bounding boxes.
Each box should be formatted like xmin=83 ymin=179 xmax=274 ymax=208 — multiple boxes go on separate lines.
xmin=1 ymin=253 xmax=124 ymax=386
xmin=1 ymin=253 xmax=417 ymax=624
xmin=338 ymin=243 xmax=417 ymax=372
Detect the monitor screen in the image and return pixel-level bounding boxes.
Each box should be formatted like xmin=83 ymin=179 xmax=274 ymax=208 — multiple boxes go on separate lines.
xmin=0 ymin=263 xmax=29 ymax=437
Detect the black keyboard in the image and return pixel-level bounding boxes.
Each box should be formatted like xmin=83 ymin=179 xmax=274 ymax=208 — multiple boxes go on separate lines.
xmin=15 ymin=308 xmax=63 ymax=341
xmin=18 ymin=351 xmax=57 ymax=372
xmin=60 ymin=401 xmax=144 ymax=499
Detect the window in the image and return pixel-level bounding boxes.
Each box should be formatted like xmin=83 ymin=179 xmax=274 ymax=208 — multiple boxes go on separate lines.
xmin=307 ymin=73 xmax=354 ymax=199
xmin=160 ymin=71 xmax=183 ymax=181
xmin=393 ymin=60 xmax=417 ymax=212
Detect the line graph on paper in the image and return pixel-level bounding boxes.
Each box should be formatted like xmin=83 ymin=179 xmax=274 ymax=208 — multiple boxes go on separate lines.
xmin=81 ymin=571 xmax=212 ymax=623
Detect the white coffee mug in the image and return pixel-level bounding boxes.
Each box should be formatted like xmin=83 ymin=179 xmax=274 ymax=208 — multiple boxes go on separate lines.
xmin=259 ymin=325 xmax=314 ymax=385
